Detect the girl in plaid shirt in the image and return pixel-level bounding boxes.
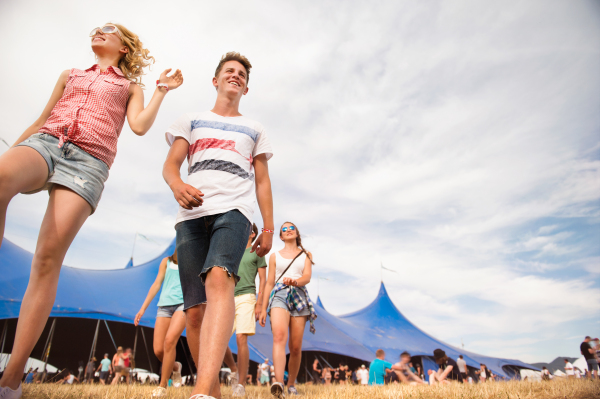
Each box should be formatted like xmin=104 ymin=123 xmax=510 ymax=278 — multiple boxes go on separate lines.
xmin=0 ymin=23 xmax=183 ymax=398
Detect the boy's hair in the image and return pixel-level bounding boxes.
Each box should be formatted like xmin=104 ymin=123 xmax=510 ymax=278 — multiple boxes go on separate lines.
xmin=400 ymin=351 xmax=411 ymax=358
xmin=375 ymin=349 xmax=385 ymax=357
xmin=215 ymin=52 xmax=252 ymax=83
xmin=459 ymin=355 xmax=463 ymax=359
xmin=251 ymin=223 xmax=258 ymax=243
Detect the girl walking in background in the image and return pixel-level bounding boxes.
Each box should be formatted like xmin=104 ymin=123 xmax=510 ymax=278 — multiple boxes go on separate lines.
xmin=135 ymin=251 xmax=185 ymax=397
xmin=0 ymin=23 xmax=183 ymax=399
xmin=259 ymin=222 xmax=317 ymax=397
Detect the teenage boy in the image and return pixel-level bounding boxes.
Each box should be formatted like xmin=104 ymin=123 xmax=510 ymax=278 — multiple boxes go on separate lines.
xmin=368 ymin=349 xmax=393 ymax=386
xmin=163 ymin=52 xmax=274 ymax=399
xmin=231 ymin=223 xmax=267 ymax=397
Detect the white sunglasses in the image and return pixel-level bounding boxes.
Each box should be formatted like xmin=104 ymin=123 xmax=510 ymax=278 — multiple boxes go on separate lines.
xmin=90 ymin=25 xmax=122 ymax=39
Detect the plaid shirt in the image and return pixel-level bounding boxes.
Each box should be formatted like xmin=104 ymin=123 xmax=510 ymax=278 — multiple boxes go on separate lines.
xmin=268 ymin=283 xmax=317 ymax=334
xmin=40 ymin=64 xmax=130 ymax=168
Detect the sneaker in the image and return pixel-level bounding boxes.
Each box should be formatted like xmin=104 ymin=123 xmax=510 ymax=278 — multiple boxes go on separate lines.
xmin=229 ymin=371 xmax=239 ymax=386
xmin=0 ymin=383 xmax=22 ymax=399
xmin=232 ymin=384 xmax=245 ymax=397
xmin=172 ymin=363 xmax=182 ymax=388
xmin=288 ymin=386 xmax=298 ymax=395
xmin=151 ymin=387 xmax=167 ymax=398
xmin=270 ymin=382 xmax=285 ymax=398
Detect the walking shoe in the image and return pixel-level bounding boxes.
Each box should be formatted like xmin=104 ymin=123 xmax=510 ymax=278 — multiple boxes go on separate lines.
xmin=232 ymin=383 xmax=245 ymax=397
xmin=288 ymin=386 xmax=298 ymax=395
xmin=229 ymin=371 xmax=239 ymax=386
xmin=270 ymin=382 xmax=285 ymax=398
xmin=0 ymin=383 xmax=22 ymax=399
xmin=151 ymin=387 xmax=167 ymax=398
xmin=172 ymin=362 xmax=183 ymax=388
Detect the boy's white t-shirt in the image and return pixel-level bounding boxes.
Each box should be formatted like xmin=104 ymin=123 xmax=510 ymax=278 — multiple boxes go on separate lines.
xmin=166 ymin=111 xmax=273 ymax=224
xmin=564 ymin=362 xmax=574 ymax=376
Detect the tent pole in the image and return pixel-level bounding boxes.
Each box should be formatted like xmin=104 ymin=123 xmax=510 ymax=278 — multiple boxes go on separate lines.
xmin=86 ymin=320 xmax=100 ymax=380
xmin=130 ymin=232 xmax=138 ymax=263
xmin=103 ymin=320 xmax=118 ymax=352
xmin=0 ymin=320 xmax=8 ymax=370
xmin=140 ymin=327 xmax=153 ymax=373
xmin=41 ymin=318 xmax=57 ymax=383
xmin=132 ymin=326 xmax=139 ymax=370
xmin=179 ymin=338 xmax=196 ymax=374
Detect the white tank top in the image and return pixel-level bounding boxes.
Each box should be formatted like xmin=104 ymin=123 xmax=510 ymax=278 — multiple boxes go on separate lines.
xmin=275 ymin=251 xmax=306 ymax=282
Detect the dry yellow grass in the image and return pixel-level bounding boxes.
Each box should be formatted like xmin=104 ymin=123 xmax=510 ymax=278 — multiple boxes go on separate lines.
xmin=22 ymin=379 xmax=600 ymax=399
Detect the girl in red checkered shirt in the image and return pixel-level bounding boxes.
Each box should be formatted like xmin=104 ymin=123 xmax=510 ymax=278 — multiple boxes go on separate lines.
xmin=0 ymin=23 xmax=183 ymax=397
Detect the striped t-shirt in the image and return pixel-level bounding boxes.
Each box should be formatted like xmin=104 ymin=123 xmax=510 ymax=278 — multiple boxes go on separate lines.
xmin=166 ymin=111 xmax=273 ymax=224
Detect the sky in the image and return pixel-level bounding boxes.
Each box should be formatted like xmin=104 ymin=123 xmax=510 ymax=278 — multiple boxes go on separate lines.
xmin=0 ymin=0 xmax=599 ymax=364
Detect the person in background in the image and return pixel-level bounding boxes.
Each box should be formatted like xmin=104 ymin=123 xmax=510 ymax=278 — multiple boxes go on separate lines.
xmin=351 ymin=367 xmax=358 ymax=385
xmin=258 ymin=359 xmax=270 ymax=386
xmin=429 ymin=349 xmax=463 ymax=384
xmin=541 ymin=367 xmax=552 ymax=381
xmin=230 ymin=223 xmax=268 ymax=397
xmin=322 ymin=367 xmax=332 ymax=385
xmin=23 ymin=369 xmax=34 ymax=385
xmin=564 ymin=359 xmax=574 ymax=379
xmin=57 ymin=370 xmax=78 ymax=385
xmin=357 ymin=365 xmax=369 ymax=385
xmin=134 ymin=250 xmax=185 ymax=397
xmin=368 ymin=349 xmax=393 ymax=386
xmin=391 ymin=352 xmax=425 ymax=384
xmin=456 ymin=355 xmax=467 ymax=382
xmin=84 ymin=357 xmax=96 ymax=383
xmin=580 ymin=336 xmax=598 ymax=379
xmin=97 ymin=354 xmax=112 ymax=385
xmin=333 ymin=367 xmax=339 ymax=384
xmin=338 ymin=362 xmax=348 ymax=385
xmin=475 ymin=363 xmax=487 ymax=382
xmin=312 ymin=359 xmax=322 ymax=385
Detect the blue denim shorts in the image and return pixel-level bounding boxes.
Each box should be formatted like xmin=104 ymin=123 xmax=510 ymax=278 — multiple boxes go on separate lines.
xmin=16 ymin=133 xmax=109 ymax=213
xmin=156 ymin=303 xmax=184 ymax=318
xmin=270 ymin=288 xmax=311 ymax=317
xmin=175 ymin=209 xmax=251 ymax=310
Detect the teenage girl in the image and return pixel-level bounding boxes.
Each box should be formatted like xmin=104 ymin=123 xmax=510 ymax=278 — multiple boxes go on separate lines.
xmin=259 ymin=222 xmax=316 ymax=397
xmin=0 ymin=23 xmax=183 ymax=398
xmin=135 ymin=251 xmax=185 ymax=397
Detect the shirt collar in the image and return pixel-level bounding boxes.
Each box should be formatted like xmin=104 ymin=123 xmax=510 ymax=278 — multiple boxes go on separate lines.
xmin=86 ymin=64 xmax=125 ymax=77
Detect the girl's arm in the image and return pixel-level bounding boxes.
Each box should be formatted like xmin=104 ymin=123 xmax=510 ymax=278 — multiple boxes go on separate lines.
xmin=126 ymin=69 xmax=183 ymax=136
xmin=259 ymin=253 xmax=277 ymax=327
xmin=134 ymin=257 xmax=168 ymax=325
xmin=438 ymin=365 xmax=453 ymax=381
xmin=13 ymin=70 xmax=69 ymax=146
xmin=283 ymin=252 xmax=313 ymax=287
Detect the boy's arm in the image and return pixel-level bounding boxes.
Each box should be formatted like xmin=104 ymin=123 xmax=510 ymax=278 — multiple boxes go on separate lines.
xmin=251 ymin=154 xmax=273 ymax=257
xmin=255 ymin=266 xmax=267 ymax=320
xmin=163 ymin=137 xmax=204 ymax=209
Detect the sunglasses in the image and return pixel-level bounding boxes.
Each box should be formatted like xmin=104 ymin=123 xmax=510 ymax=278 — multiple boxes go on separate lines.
xmin=90 ymin=25 xmax=122 ymax=39
xmin=281 ymin=226 xmax=296 ymax=233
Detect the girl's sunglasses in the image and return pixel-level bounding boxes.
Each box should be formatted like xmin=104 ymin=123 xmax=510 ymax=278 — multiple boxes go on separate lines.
xmin=90 ymin=25 xmax=122 ymax=38
xmin=281 ymin=226 xmax=296 ymax=233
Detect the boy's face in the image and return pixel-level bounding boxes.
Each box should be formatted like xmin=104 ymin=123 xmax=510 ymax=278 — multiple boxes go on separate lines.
xmin=401 ymin=355 xmax=410 ymax=364
xmin=213 ymin=60 xmax=249 ymax=98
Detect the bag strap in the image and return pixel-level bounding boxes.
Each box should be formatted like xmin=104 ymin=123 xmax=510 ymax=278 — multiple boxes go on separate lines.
xmin=275 ymin=251 xmax=304 ymax=284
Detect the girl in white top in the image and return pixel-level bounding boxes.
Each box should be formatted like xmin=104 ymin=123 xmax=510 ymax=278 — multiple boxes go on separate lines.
xmin=260 ymin=222 xmax=314 ymax=398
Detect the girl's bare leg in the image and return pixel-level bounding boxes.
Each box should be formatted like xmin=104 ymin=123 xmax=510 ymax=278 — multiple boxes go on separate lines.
xmin=159 ymin=311 xmax=186 ymax=388
xmin=287 ymin=316 xmax=307 ymax=388
xmin=0 ymin=186 xmax=91 ymax=390
xmin=0 ymin=146 xmax=49 ymax=245
xmin=153 ymin=317 xmax=171 ymax=362
xmin=270 ymin=308 xmax=290 ymax=383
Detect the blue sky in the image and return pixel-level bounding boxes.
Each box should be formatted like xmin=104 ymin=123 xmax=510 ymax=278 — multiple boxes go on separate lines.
xmin=0 ymin=0 xmax=598 ymax=363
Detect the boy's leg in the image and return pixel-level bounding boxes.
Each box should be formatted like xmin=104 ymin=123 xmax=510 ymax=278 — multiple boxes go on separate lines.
xmin=236 ymin=334 xmax=249 ymax=386
xmin=0 ymin=186 xmax=91 ymax=390
xmin=0 ymin=146 xmax=49 ymax=245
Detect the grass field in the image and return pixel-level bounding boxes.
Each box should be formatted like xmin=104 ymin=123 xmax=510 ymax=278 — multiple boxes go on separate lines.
xmin=21 ymin=379 xmax=600 ymax=399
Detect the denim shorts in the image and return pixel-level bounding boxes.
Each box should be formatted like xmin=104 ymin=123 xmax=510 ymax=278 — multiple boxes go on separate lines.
xmin=270 ymin=288 xmax=311 ymax=317
xmin=588 ymin=359 xmax=599 ymax=372
xmin=16 ymin=133 xmax=109 ymax=213
xmin=175 ymin=209 xmax=251 ymax=310
xmin=156 ymin=303 xmax=184 ymax=318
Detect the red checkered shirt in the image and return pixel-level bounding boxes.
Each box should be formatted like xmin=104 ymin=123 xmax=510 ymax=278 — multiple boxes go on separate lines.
xmin=40 ymin=64 xmax=130 ymax=168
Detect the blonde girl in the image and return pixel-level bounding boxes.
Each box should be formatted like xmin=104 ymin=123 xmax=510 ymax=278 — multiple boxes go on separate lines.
xmin=0 ymin=23 xmax=183 ymax=398
xmin=259 ymin=222 xmax=317 ymax=397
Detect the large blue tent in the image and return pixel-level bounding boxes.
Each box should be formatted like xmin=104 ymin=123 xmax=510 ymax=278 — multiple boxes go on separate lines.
xmin=0 ymin=238 xmax=538 ymax=379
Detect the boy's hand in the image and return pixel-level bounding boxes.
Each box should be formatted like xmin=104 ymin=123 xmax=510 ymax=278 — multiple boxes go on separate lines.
xmin=251 ymin=232 xmax=272 ymax=257
xmin=159 ymin=69 xmax=184 ymax=90
xmin=259 ymin=310 xmax=267 ymax=327
xmin=255 ymin=303 xmax=262 ymax=321
xmin=171 ymin=182 xmax=204 ymax=209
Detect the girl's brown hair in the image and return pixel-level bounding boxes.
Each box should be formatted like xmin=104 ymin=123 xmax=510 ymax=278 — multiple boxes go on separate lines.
xmin=111 ymin=23 xmax=155 ymax=88
xmin=168 ymin=250 xmax=178 ymax=265
xmin=280 ymin=222 xmax=314 ymax=265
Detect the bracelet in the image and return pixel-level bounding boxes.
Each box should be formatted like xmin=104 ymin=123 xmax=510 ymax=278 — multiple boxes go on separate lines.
xmin=156 ymin=80 xmax=169 ymax=92
xmin=261 ymin=228 xmax=274 ymax=234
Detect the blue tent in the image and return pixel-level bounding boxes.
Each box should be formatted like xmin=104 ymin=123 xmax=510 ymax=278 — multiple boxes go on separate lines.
xmin=0 ymin=238 xmax=538 ymax=378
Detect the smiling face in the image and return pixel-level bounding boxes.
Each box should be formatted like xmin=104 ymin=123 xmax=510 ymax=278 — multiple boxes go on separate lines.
xmin=280 ymin=222 xmax=298 ymax=242
xmin=213 ymin=60 xmax=249 ymax=98
xmin=91 ymin=25 xmax=128 ymax=59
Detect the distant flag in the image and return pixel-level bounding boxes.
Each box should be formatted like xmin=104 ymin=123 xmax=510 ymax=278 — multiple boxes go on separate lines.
xmin=381 ymin=264 xmax=397 ymax=273
xmin=137 ymin=233 xmax=159 ymax=245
